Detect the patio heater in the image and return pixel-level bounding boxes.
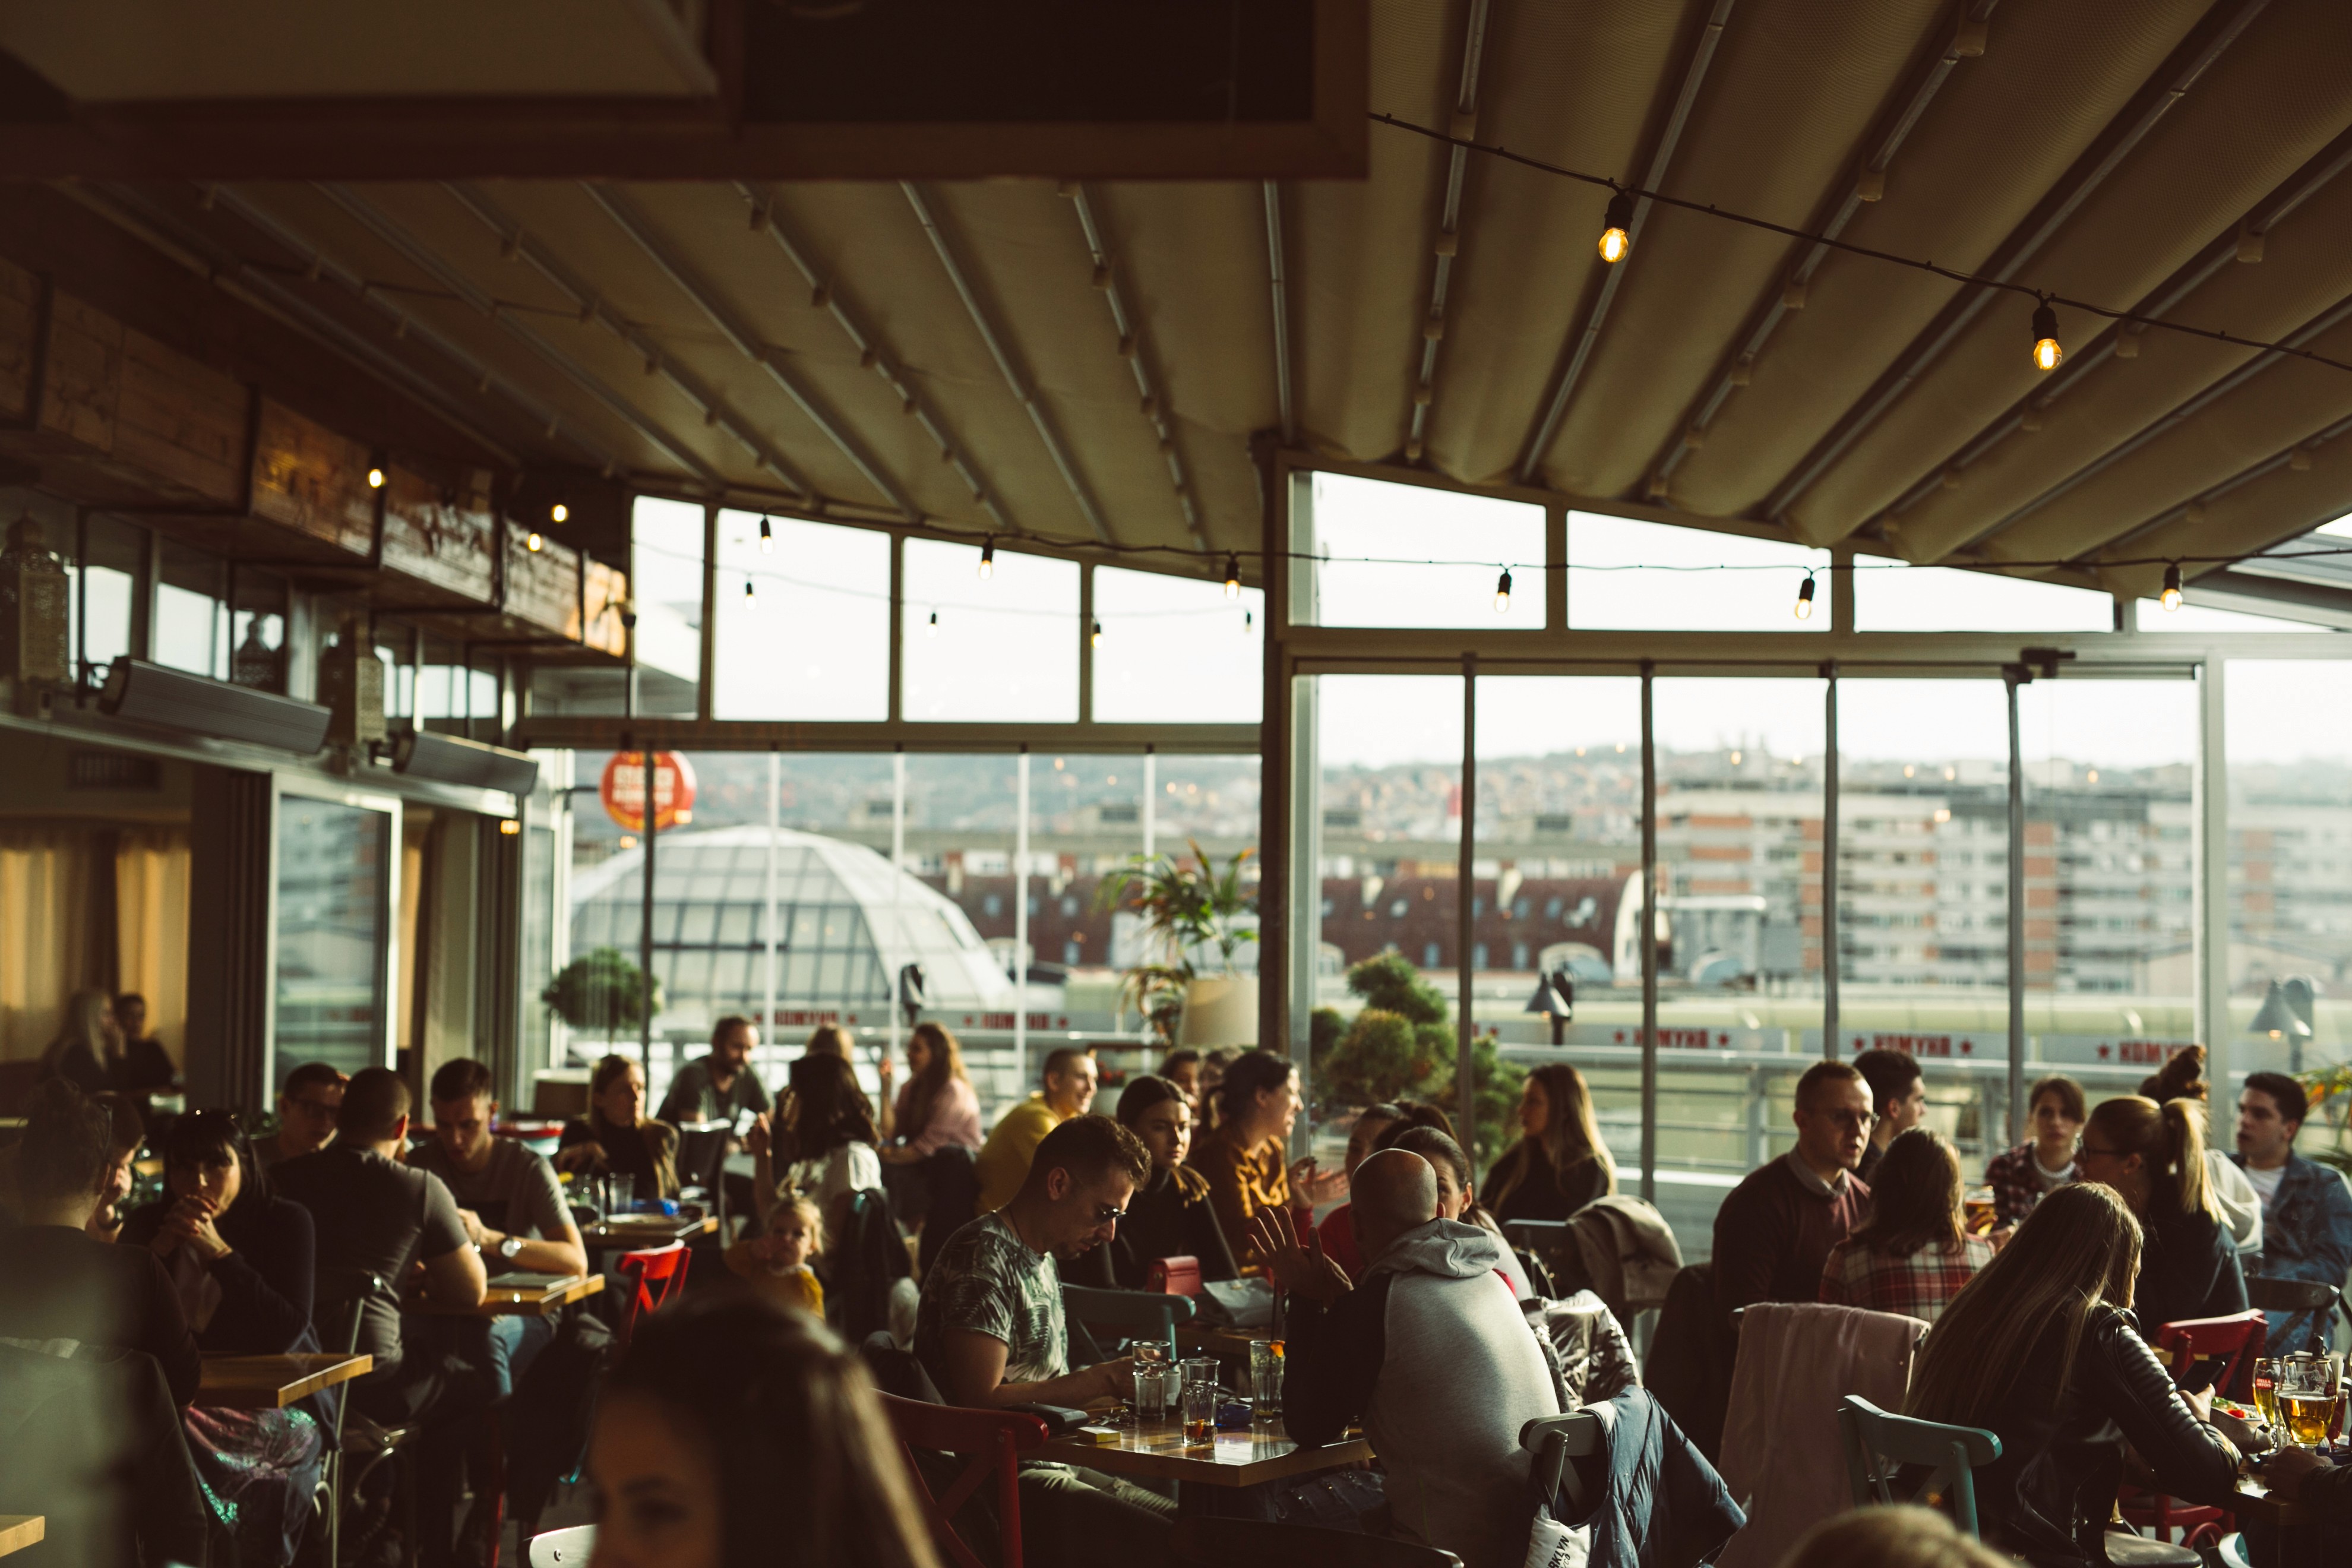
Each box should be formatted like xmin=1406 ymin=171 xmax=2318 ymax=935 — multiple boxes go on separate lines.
xmin=1523 ymin=971 xmax=1575 ymax=1047
xmin=2249 ymin=977 xmax=2316 ymax=1074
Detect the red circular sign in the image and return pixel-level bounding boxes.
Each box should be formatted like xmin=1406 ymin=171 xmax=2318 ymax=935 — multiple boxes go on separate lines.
xmin=599 ymin=751 xmax=698 ymax=833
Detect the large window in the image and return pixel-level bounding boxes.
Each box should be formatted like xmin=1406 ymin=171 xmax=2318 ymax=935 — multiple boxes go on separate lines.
xmin=713 ymin=511 xmax=891 ymax=721
xmin=1303 ymin=473 xmax=1545 ymax=630
xmin=1567 ymin=514 xmax=1825 ymax=632
xmin=1092 ymin=565 xmax=1263 ymax=723
xmin=631 ymin=495 xmax=705 ymax=717
xmin=274 ymin=795 xmax=390 ymax=1083
xmin=901 ymin=539 xmax=1079 ymax=722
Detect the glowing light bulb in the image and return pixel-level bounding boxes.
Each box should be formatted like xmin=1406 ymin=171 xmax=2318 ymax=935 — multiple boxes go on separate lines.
xmin=1597 ymin=190 xmax=1635 ymax=264
xmin=978 ymin=538 xmax=995 ymax=580
xmin=525 ymin=531 xmax=543 ymax=552
xmin=1494 ymin=566 xmax=1513 ymax=614
xmin=927 ymin=609 xmax=938 ymax=637
xmin=1223 ymin=553 xmax=1241 ymax=599
xmin=366 ymin=467 xmax=385 ymax=489
xmin=1090 ymin=618 xmax=1103 ymax=647
xmin=758 ymin=516 xmax=773 ymax=554
xmin=744 ymin=578 xmax=754 ymax=600
xmin=498 ymin=818 xmax=521 ymax=836
xmin=1795 ymin=573 xmax=1816 ymax=620
xmin=2161 ymin=562 xmax=2182 ymax=611
xmin=2031 ymin=302 xmax=2063 ymax=372
xmin=550 ymin=503 xmax=568 ymax=523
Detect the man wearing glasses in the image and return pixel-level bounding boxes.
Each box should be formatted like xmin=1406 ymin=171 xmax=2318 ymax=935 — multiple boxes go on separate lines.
xmin=256 ymin=1062 xmax=346 ymax=1169
xmin=1714 ymin=1060 xmax=1877 ymax=1321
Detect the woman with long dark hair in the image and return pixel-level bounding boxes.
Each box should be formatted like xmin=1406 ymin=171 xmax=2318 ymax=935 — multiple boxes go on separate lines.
xmin=2077 ymin=1094 xmax=2245 ymax=1335
xmin=1068 ymin=1075 xmax=1240 ymax=1289
xmin=1817 ymin=1128 xmax=1990 ymax=1322
xmin=752 ymin=1052 xmax=883 ymax=1222
xmin=557 ymin=1054 xmax=682 ymax=1199
xmin=1483 ymin=1064 xmax=1618 ymax=1224
xmin=878 ymin=1022 xmax=983 ymax=1163
xmin=1186 ymin=1049 xmax=1314 ymax=1267
xmin=121 ymin=1110 xmax=322 ymax=1566
xmin=1905 ymin=1183 xmax=2240 ymax=1564
xmin=586 ymin=1294 xmax=939 ymax=1568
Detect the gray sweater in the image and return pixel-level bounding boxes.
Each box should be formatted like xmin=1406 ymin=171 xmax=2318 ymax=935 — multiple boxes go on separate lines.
xmin=1289 ymin=1219 xmax=1561 ymax=1568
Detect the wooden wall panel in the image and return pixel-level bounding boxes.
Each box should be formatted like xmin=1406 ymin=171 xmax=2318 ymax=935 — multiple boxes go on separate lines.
xmin=0 ymin=257 xmax=36 ymax=424
xmin=503 ymin=521 xmax=580 ymax=638
xmin=380 ymin=466 xmax=495 ymax=605
xmin=249 ymin=399 xmax=373 ymax=557
xmin=113 ymin=326 xmax=246 ymax=506
xmin=37 ymin=291 xmax=121 ymax=454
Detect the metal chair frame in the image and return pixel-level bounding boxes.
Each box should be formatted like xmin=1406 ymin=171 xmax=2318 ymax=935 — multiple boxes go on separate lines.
xmin=1519 ymin=1409 xmax=1605 ymax=1525
xmin=1837 ymin=1395 xmax=2003 ymax=1538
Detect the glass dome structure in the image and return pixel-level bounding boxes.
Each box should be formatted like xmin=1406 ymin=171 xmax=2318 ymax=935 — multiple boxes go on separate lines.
xmin=569 ymin=826 xmax=1016 ymax=1036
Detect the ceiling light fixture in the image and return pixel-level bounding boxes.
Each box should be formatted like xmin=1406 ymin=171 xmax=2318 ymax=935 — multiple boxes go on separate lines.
xmin=1494 ymin=567 xmax=1513 ymax=614
xmin=2161 ymin=563 xmax=2183 ymax=611
xmin=744 ymin=578 xmax=754 ymax=600
xmin=927 ymin=609 xmax=938 ymax=637
xmin=526 ymin=532 xmax=544 ymax=552
xmin=978 ymin=538 xmax=995 ymax=580
xmin=759 ymin=516 xmax=773 ymax=554
xmin=1795 ymin=572 xmax=1816 ymax=620
xmin=1090 ymin=618 xmax=1103 ymax=647
xmin=1597 ymin=191 xmax=1634 ymax=264
xmin=1224 ymin=554 xmax=1241 ymax=598
xmin=550 ymin=503 xmax=568 ymax=523
xmin=2031 ymin=301 xmax=2064 ymax=372
xmin=366 ymin=467 xmax=385 ymax=489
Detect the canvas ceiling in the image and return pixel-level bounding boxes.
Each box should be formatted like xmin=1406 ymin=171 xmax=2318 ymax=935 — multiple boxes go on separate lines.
xmin=91 ymin=0 xmax=2352 ymax=600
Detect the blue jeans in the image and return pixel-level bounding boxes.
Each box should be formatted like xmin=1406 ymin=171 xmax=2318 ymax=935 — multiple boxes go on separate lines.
xmin=485 ymin=1312 xmax=557 ymax=1400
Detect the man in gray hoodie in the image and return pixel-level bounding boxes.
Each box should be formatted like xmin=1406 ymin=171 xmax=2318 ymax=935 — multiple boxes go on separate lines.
xmin=1254 ymin=1149 xmax=1561 ymax=1568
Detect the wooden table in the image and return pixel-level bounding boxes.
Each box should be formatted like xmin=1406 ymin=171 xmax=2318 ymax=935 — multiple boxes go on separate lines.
xmin=428 ymin=1273 xmax=605 ymax=1317
xmin=0 ymin=1518 xmax=42 ymax=1558
xmin=581 ymin=1215 xmax=717 ymax=1251
xmin=196 ymin=1353 xmax=372 ymax=1409
xmin=2231 ymin=1468 xmax=2303 ymax=1528
xmin=1041 ymin=1417 xmax=1371 ymax=1493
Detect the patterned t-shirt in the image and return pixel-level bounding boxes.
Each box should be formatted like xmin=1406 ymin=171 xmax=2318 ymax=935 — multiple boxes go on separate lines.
xmin=916 ymin=1212 xmax=1066 ymax=1393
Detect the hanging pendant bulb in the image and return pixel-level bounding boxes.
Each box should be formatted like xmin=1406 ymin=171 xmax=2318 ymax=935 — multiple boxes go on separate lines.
xmin=927 ymin=609 xmax=938 ymax=637
xmin=744 ymin=578 xmax=755 ymax=600
xmin=1795 ymin=572 xmax=1817 ymax=620
xmin=1598 ymin=190 xmax=1634 ymax=264
xmin=1090 ymin=618 xmax=1103 ymax=647
xmin=978 ymin=537 xmax=995 ymax=580
xmin=1244 ymin=609 xmax=1254 ymax=634
xmin=550 ymin=503 xmax=569 ymax=524
xmin=525 ymin=531 xmax=544 ymax=552
xmin=2161 ymin=562 xmax=2183 ymax=611
xmin=758 ymin=516 xmax=773 ymax=554
xmin=2031 ymin=302 xmax=2064 ymax=372
xmin=1223 ymin=553 xmax=1241 ymax=599
xmin=1493 ymin=566 xmax=1513 ymax=614
xmin=366 ymin=467 xmax=385 ymax=489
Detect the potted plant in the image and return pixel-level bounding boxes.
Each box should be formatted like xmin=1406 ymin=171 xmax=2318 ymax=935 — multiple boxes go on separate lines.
xmin=1097 ymin=840 xmax=1257 ymax=1048
xmin=542 ymin=947 xmax=662 ymax=1067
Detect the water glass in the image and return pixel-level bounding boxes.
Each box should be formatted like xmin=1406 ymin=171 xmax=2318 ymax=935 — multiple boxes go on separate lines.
xmin=1133 ymin=1339 xmax=1168 ymax=1368
xmin=604 ymin=1172 xmax=637 ymax=1216
xmin=1249 ymin=1339 xmax=1285 ymax=1417
xmin=1181 ymin=1381 xmax=1218 ymax=1443
xmin=1180 ymin=1356 xmax=1221 ymax=1395
xmin=1134 ymin=1364 xmax=1175 ymax=1422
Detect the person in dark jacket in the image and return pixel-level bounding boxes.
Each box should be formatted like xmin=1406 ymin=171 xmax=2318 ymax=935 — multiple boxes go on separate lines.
xmin=2259 ymin=1446 xmax=2352 ymax=1566
xmin=121 ymin=1109 xmax=323 ymax=1566
xmin=2231 ymin=1070 xmax=2352 ymax=1354
xmin=2077 ymin=1095 xmax=2245 ymax=1338
xmin=0 ymin=1080 xmax=199 ymax=1406
xmin=1712 ymin=1061 xmax=1874 ymax=1320
xmin=1907 ymin=1182 xmax=2240 ymax=1566
xmin=1483 ymin=1064 xmax=1618 ymax=1225
xmin=1068 ymin=1074 xmax=1238 ymax=1289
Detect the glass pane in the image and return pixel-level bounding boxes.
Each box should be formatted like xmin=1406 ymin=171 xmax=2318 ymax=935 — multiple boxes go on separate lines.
xmin=902 ymin=539 xmax=1078 ymax=722
xmin=521 ymin=820 xmax=556 ymax=1076
xmin=1091 ymin=565 xmax=1263 ymax=723
xmin=1569 ymin=514 xmax=1825 ymax=631
xmin=631 ymin=495 xmax=704 ymax=717
xmin=274 ymin=796 xmax=388 ymax=1082
xmin=1305 ymin=472 xmax=1544 ymax=629
xmin=713 ymin=511 xmax=890 ymax=720
xmin=154 ymin=540 xmax=226 ymax=678
xmin=1857 ymin=560 xmax=2113 ymax=632
xmin=2225 ymin=660 xmax=2352 ymax=1095
xmin=81 ymin=516 xmax=142 ymax=685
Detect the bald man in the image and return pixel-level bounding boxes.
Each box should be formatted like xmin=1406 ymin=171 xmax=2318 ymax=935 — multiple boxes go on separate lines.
xmin=1251 ymin=1150 xmax=1560 ymax=1568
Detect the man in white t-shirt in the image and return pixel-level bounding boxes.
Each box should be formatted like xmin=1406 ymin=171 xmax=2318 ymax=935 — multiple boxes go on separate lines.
xmin=2233 ymin=1070 xmax=2352 ymax=1354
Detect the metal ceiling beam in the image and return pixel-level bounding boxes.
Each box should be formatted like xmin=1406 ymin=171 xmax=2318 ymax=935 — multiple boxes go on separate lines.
xmin=583 ymin=182 xmax=919 ymax=521
xmin=1646 ymin=1 xmax=2002 ymax=500
xmin=321 ymin=183 xmax=742 ymax=493
xmin=901 ymin=181 xmax=1112 ymax=543
xmin=1762 ymin=0 xmax=2274 ymax=526
xmin=68 ymin=182 xmax=536 ymax=470
xmin=2075 ymin=403 xmax=2352 ymax=567
xmin=1513 ymin=0 xmax=1735 ymax=485
xmin=1066 ymin=183 xmax=1205 ymax=546
xmin=431 ymin=182 xmax=825 ymax=499
xmin=1880 ymin=123 xmax=2352 ymax=552
xmin=1403 ymin=0 xmax=1494 ymax=465
xmin=734 ymin=181 xmax=1012 ymax=535
xmin=1263 ymin=181 xmax=1296 ymax=447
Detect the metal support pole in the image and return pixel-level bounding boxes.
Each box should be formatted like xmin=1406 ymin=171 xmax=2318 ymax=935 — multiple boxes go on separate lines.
xmin=640 ymin=746 xmax=657 ymax=1070
xmin=1639 ymin=661 xmax=1658 ymax=1203
xmin=2006 ymin=668 xmax=2029 ymax=1142
xmin=890 ymin=748 xmax=906 ymax=1073
xmin=2198 ymin=660 xmax=2231 ymax=1091
xmin=1458 ymin=652 xmax=1478 ymax=1149
xmin=1015 ymin=748 xmax=1030 ymax=1090
xmin=763 ymin=751 xmax=779 ymax=1044
xmin=1822 ymin=662 xmax=1840 ymax=1059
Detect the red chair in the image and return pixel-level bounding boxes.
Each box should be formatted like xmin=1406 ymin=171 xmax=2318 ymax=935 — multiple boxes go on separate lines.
xmin=877 ymin=1393 xmax=1049 ymax=1568
xmin=614 ymin=1241 xmax=692 ymax=1348
xmin=2119 ymin=1309 xmax=2267 ymax=1549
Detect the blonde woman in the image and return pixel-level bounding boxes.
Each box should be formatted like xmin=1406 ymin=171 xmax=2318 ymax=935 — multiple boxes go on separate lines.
xmin=1906 ymin=1183 xmax=2242 ymax=1563
xmin=1483 ymin=1064 xmax=1618 ymax=1224
xmin=2076 ymin=1095 xmax=2246 ymax=1335
xmin=37 ymin=989 xmax=123 ymax=1095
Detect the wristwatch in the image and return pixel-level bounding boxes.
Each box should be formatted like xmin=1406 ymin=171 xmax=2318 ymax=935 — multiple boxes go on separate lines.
xmin=498 ymin=1235 xmax=524 ymax=1261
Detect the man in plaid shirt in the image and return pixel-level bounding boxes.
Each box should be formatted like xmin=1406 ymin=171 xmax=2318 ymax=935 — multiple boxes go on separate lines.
xmin=1817 ymin=1127 xmax=1994 ymax=1323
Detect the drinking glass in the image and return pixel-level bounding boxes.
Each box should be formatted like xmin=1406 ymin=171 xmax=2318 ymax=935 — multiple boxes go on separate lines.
xmin=1134 ymin=1364 xmax=1174 ymax=1422
xmin=1181 ymin=1382 xmax=1218 ymax=1443
xmin=1249 ymin=1339 xmax=1285 ymax=1418
xmin=2278 ymin=1359 xmax=2334 ymax=1448
xmin=1133 ymin=1340 xmax=1168 ymax=1368
xmin=604 ymin=1172 xmax=637 ymax=1216
xmin=1180 ymin=1356 xmax=1220 ymax=1395
xmin=2251 ymin=1358 xmax=2281 ymax=1430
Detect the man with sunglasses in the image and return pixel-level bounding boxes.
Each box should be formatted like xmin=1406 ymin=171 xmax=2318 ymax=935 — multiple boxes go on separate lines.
xmin=916 ymin=1113 xmax=1176 ymax=1566
xmin=255 ymin=1061 xmax=346 ymax=1169
xmin=1714 ymin=1059 xmax=1877 ymax=1321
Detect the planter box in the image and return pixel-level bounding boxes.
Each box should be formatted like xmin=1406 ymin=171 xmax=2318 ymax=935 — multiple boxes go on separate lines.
xmin=1178 ymin=975 xmax=1258 ymax=1048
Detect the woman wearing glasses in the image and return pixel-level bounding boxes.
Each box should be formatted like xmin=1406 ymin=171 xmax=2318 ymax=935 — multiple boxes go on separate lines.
xmin=2075 ymin=1095 xmax=2247 ymax=1339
